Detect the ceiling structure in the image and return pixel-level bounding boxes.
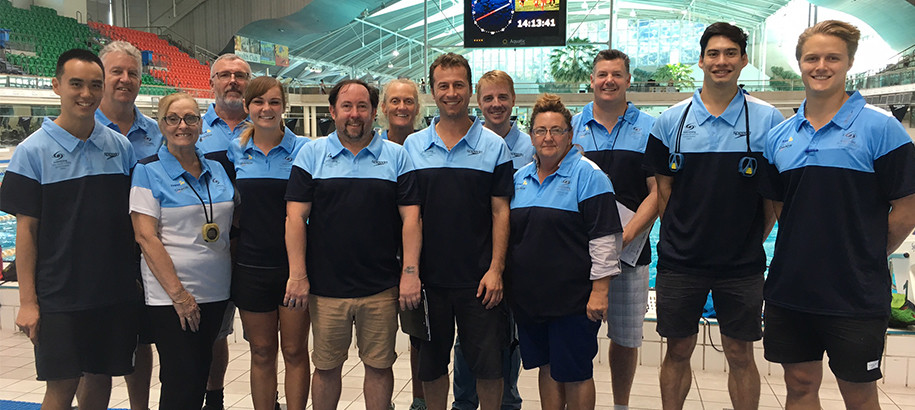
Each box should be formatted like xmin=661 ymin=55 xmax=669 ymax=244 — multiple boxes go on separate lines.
xmin=235 ymin=0 xmax=793 ymax=83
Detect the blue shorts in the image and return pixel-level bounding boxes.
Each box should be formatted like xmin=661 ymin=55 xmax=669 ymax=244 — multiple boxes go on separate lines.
xmin=516 ymin=313 xmax=600 ymax=383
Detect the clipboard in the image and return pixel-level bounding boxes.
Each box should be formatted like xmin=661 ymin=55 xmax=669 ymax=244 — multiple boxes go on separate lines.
xmin=399 ymin=289 xmax=431 ymax=341
xmin=617 ymin=201 xmax=650 ymax=266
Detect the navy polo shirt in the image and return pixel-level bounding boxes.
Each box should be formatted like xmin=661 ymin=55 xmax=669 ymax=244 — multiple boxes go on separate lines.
xmin=403 ymin=116 xmax=514 ymax=288
xmin=507 ymin=147 xmax=622 ymax=323
xmin=95 ymin=106 xmax=163 ymax=160
xmin=0 ymin=118 xmax=138 ymax=312
xmin=501 ymin=121 xmax=535 ymax=171
xmin=228 ymin=132 xmax=308 ymax=268
xmin=644 ymin=90 xmax=784 ymax=277
xmin=761 ymin=91 xmax=915 ymax=317
xmin=572 ymin=102 xmax=656 ymax=266
xmin=285 ymin=131 xmax=420 ymax=298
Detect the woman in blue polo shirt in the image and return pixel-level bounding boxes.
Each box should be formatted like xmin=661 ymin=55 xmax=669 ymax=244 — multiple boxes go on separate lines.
xmin=130 ymin=92 xmax=236 ymax=409
xmin=507 ymin=94 xmax=623 ymax=410
xmin=227 ymin=76 xmax=310 ymax=410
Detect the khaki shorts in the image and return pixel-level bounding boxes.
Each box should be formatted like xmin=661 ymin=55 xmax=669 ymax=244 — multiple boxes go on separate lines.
xmin=309 ymin=287 xmax=399 ymax=370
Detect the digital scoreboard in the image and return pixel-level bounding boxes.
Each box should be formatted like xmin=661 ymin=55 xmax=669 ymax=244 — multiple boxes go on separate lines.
xmin=464 ymin=0 xmax=567 ymax=48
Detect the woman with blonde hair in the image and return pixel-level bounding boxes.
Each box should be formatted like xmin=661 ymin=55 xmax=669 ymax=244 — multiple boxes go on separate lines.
xmin=131 ymin=92 xmax=236 ymax=409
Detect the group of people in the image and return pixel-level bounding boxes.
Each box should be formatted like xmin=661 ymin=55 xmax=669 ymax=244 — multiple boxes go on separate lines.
xmin=1 ymin=18 xmax=914 ymax=410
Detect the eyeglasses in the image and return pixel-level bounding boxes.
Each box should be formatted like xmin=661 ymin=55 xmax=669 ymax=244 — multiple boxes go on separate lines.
xmin=163 ymin=114 xmax=201 ymax=126
xmin=532 ymin=127 xmax=570 ymax=137
xmin=212 ymin=71 xmax=250 ymax=81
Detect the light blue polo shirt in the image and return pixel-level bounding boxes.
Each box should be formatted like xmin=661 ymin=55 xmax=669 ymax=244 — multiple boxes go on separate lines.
xmin=285 ymin=131 xmax=419 ymax=298
xmin=95 ymin=106 xmax=163 ymax=160
xmin=130 ymin=145 xmax=236 ymax=305
xmin=197 ymin=103 xmax=246 ymax=154
xmin=508 ymin=146 xmax=622 ymax=322
xmin=228 ymin=132 xmax=308 ymax=267
xmin=501 ymin=121 xmax=535 ymax=171
xmin=761 ymin=91 xmax=915 ymax=317
xmin=403 ymin=116 xmax=514 ymax=287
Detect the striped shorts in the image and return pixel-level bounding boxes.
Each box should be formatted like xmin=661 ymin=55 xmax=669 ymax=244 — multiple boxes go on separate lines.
xmin=606 ymin=264 xmax=650 ymax=348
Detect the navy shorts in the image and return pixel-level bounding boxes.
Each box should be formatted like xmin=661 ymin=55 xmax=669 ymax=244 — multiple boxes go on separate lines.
xmin=655 ymin=268 xmax=763 ymax=341
xmin=516 ymin=313 xmax=601 ymax=383
xmin=35 ymin=303 xmax=138 ymax=380
xmin=418 ymin=287 xmax=508 ymax=381
xmin=232 ymin=264 xmax=288 ymax=313
xmin=764 ymin=303 xmax=887 ymax=383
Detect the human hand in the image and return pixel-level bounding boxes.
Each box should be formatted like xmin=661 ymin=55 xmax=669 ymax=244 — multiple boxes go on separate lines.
xmin=16 ymin=303 xmax=40 ymax=344
xmin=477 ymin=269 xmax=503 ymax=309
xmin=284 ymin=276 xmax=310 ymax=311
xmin=172 ymin=290 xmax=201 ymax=332
xmin=399 ymin=267 xmax=421 ymax=311
xmin=586 ymin=289 xmax=608 ymax=322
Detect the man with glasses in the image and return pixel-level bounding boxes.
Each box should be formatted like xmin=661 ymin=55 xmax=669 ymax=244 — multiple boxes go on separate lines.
xmin=196 ymin=53 xmax=252 ymax=410
xmin=570 ymin=49 xmax=657 ymax=409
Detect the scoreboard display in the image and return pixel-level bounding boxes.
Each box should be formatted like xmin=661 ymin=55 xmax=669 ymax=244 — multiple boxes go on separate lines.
xmin=464 ymin=0 xmax=567 ymax=48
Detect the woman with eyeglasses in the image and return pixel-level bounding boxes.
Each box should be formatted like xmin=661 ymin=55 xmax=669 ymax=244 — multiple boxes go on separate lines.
xmin=506 ymin=94 xmax=623 ymax=410
xmin=227 ymin=76 xmax=311 ymax=410
xmin=130 ymin=92 xmax=237 ymax=409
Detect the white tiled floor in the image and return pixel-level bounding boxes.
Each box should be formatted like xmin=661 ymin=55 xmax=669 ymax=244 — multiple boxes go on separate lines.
xmin=2 ymin=328 xmax=915 ymax=410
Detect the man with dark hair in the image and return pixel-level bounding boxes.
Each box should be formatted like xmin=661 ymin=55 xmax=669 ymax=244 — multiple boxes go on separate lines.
xmin=0 ymin=49 xmax=138 ymax=410
xmin=285 ymin=79 xmax=422 ymax=410
xmin=644 ymin=23 xmax=783 ymax=409
xmin=404 ymin=53 xmax=513 ymax=410
xmin=571 ymin=48 xmax=657 ymax=408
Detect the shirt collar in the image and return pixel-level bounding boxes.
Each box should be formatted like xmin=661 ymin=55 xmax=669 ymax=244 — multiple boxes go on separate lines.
xmin=503 ymin=121 xmax=523 ymax=149
xmin=157 ymin=144 xmax=211 ymax=181
xmin=43 ymin=117 xmax=111 ymax=152
xmin=691 ymin=88 xmax=746 ymax=126
xmin=422 ymin=116 xmax=484 ymax=150
xmin=581 ymin=101 xmax=639 ymax=127
xmin=327 ymin=130 xmax=383 ymax=158
xmin=525 ymin=146 xmax=582 ymax=180
xmin=241 ymin=128 xmax=297 ymax=155
xmin=203 ymin=103 xmax=222 ymax=127
xmin=796 ymin=91 xmax=864 ymax=131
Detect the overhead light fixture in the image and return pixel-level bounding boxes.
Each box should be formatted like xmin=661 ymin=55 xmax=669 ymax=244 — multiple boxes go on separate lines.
xmin=392 ymin=50 xmax=400 ymax=57
xmin=388 ymin=63 xmax=394 ymax=68
xmin=630 ymin=9 xmax=636 ymax=17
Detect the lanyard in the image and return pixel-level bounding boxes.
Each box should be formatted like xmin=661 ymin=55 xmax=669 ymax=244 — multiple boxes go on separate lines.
xmin=180 ymin=174 xmax=214 ymax=224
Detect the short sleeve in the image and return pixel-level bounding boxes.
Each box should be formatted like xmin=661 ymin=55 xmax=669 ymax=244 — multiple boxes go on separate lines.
xmin=285 ymin=144 xmax=316 ymax=203
xmin=0 ymin=144 xmax=42 ymax=217
xmin=129 ymin=164 xmax=161 ymax=219
xmin=578 ymin=166 xmax=623 ymax=239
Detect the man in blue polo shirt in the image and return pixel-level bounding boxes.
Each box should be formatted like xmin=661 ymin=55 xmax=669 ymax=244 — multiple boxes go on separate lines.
xmin=285 ymin=79 xmax=422 ymax=410
xmin=403 ymin=53 xmax=513 ymax=410
xmin=96 ymin=41 xmax=162 ymax=160
xmin=451 ymin=69 xmax=529 ymax=410
xmin=93 ymin=40 xmax=160 ymax=410
xmin=571 ymin=48 xmax=657 ymax=409
xmin=644 ymin=23 xmax=783 ymax=410
xmin=195 ymin=53 xmax=252 ymax=410
xmin=760 ymin=20 xmax=915 ymax=409
xmin=0 ymin=49 xmax=138 ymax=410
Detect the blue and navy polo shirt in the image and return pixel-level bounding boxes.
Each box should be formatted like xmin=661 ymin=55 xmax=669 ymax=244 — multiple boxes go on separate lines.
xmin=507 ymin=147 xmax=622 ymax=323
xmin=403 ymin=116 xmax=514 ymax=288
xmin=228 ymin=132 xmax=308 ymax=268
xmin=644 ymin=89 xmax=784 ymax=277
xmin=0 ymin=118 xmax=138 ymax=312
xmin=760 ymin=91 xmax=915 ymax=317
xmin=572 ymin=101 xmax=656 ymax=266
xmin=95 ymin=106 xmax=163 ymax=160
xmin=285 ymin=131 xmax=420 ymax=298
xmin=500 ymin=121 xmax=535 ymax=171
xmin=130 ymin=145 xmax=236 ymax=305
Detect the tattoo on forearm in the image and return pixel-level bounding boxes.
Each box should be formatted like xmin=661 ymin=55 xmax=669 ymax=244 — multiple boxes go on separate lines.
xmin=405 ymin=266 xmax=417 ymax=275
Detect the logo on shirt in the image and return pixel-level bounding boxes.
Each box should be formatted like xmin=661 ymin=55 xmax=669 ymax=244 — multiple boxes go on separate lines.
xmin=104 ymin=152 xmax=120 ymax=160
xmin=52 ymin=151 xmax=64 ymax=160
xmin=51 ymin=151 xmax=71 ymax=169
xmin=372 ymin=160 xmax=388 ymax=166
xmin=842 ymin=132 xmax=857 ymax=146
xmin=734 ymin=131 xmax=748 ymax=138
xmin=173 ymin=180 xmax=189 ymax=193
xmin=511 ymin=152 xmax=524 ymax=158
xmin=467 ymin=149 xmax=483 ymax=156
xmin=557 ymin=179 xmax=572 ymax=193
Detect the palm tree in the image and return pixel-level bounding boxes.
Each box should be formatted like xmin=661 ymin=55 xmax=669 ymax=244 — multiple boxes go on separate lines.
xmin=652 ymin=63 xmax=695 ymax=90
xmin=547 ymin=37 xmax=598 ymax=92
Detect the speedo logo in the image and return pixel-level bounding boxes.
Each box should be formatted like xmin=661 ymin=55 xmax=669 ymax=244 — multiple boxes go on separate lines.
xmin=467 ymin=149 xmax=483 ymax=155
xmin=372 ymin=160 xmax=388 ymax=166
xmin=104 ymin=152 xmax=120 ymax=160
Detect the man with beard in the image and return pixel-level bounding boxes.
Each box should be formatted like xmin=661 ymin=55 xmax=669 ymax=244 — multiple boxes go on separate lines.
xmin=403 ymin=53 xmax=513 ymax=410
xmin=196 ymin=53 xmax=252 ymax=410
xmin=285 ymin=79 xmax=422 ymax=410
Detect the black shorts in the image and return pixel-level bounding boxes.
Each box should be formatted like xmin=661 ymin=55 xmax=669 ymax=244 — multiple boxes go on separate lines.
xmin=418 ymin=287 xmax=509 ymax=382
xmin=135 ymin=279 xmax=154 ymax=345
xmin=655 ymin=268 xmax=763 ymax=341
xmin=35 ymin=303 xmax=138 ymax=381
xmin=763 ymin=303 xmax=887 ymax=383
xmin=232 ymin=264 xmax=288 ymax=313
